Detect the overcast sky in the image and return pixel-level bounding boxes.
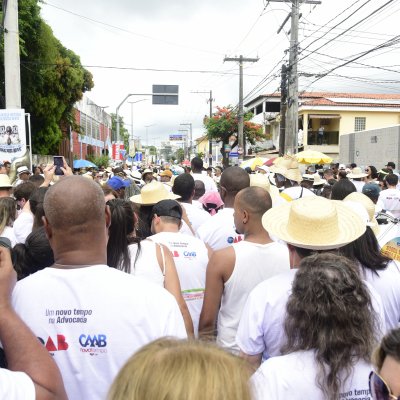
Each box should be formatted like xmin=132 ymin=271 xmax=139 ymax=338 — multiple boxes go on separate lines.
xmin=40 ymin=0 xmax=400 ymax=144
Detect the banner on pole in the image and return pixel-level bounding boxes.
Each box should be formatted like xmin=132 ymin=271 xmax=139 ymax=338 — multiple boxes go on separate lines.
xmin=0 ymin=109 xmax=26 ymax=161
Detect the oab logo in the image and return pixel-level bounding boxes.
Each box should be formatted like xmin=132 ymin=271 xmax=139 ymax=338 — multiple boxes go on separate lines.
xmin=227 ymin=236 xmax=243 ymax=244
xmin=79 ymin=334 xmax=107 ymax=355
xmin=38 ymin=334 xmax=69 ymax=353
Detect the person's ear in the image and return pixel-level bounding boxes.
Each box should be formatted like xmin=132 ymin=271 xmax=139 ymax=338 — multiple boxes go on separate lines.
xmin=242 ymin=209 xmax=249 ymax=224
xmin=42 ymin=216 xmax=52 ymax=240
xmin=105 ymin=204 xmax=111 ymax=229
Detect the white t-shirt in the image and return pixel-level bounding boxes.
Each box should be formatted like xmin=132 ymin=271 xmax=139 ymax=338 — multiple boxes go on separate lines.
xmin=0 ymin=369 xmax=35 ymax=400
xmin=236 ymin=269 xmax=386 ymax=361
xmin=13 ymin=211 xmax=33 ymax=244
xmin=362 ymin=261 xmax=400 ymax=331
xmin=378 ymin=188 xmax=400 ymax=218
xmin=217 ymin=241 xmax=290 ymax=353
xmin=1 ymin=226 xmax=16 ymax=247
xmin=251 ymin=350 xmax=373 ymax=400
xmin=150 ymin=231 xmax=208 ymax=336
xmin=192 ymin=173 xmax=218 ymax=193
xmin=351 ymin=179 xmax=365 ymax=193
xmin=275 ymin=186 xmax=315 ymax=205
xmin=196 ymin=208 xmax=243 ymax=251
xmin=127 ymin=240 xmax=164 ymax=286
xmin=181 ymin=202 xmax=211 ymax=234
xmin=12 ymin=265 xmax=187 ymax=400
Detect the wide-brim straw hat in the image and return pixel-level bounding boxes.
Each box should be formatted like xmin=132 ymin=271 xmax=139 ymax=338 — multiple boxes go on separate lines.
xmin=262 ymin=196 xmax=366 ymax=250
xmin=344 ymin=192 xmax=379 ymax=236
xmin=250 ymin=174 xmax=280 ymax=206
xmin=312 ymin=173 xmax=327 ymax=186
xmin=0 ymin=174 xmax=12 ymax=188
xmin=130 ymin=180 xmax=180 ymax=205
xmin=347 ymin=167 xmax=368 ymax=179
xmin=270 ymin=155 xmax=302 ymax=183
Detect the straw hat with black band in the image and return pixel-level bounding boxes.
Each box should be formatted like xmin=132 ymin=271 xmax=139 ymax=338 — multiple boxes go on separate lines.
xmin=262 ymin=196 xmax=366 ymax=250
xmin=130 ymin=180 xmax=180 ymax=205
xmin=270 ymin=155 xmax=302 ymax=184
xmin=347 ymin=167 xmax=368 ymax=179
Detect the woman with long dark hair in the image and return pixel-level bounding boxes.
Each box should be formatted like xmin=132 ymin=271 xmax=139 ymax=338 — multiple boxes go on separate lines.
xmin=342 ymin=192 xmax=400 ymax=331
xmin=106 ymin=199 xmax=194 ymax=337
xmin=364 ymin=165 xmax=379 ymax=183
xmin=252 ymin=253 xmax=378 ymax=400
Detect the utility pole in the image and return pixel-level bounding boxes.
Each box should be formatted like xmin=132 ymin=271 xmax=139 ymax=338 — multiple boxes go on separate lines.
xmin=224 ymin=55 xmax=259 ymax=164
xmin=272 ymin=0 xmax=321 ymax=155
xmin=279 ymin=64 xmax=288 ymax=156
xmin=4 ymin=0 xmax=21 ymax=108
xmin=180 ymin=123 xmax=192 ymax=160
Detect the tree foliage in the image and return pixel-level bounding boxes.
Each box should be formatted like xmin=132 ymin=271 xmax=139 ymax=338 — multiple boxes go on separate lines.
xmin=111 ymin=113 xmax=129 ymax=151
xmin=204 ymin=105 xmax=265 ymax=166
xmin=0 ymin=0 xmax=94 ymax=154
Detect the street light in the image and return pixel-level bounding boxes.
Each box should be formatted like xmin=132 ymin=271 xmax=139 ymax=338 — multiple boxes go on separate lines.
xmin=144 ymin=124 xmax=155 ymax=148
xmin=180 ymin=123 xmax=192 ymax=159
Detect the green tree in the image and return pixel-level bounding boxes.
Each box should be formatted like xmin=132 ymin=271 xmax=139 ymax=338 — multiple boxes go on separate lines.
xmin=0 ymin=0 xmax=94 ymax=154
xmin=204 ymin=105 xmax=265 ymax=167
xmin=174 ymin=148 xmax=185 ymax=163
xmin=111 ymin=113 xmax=129 ymax=154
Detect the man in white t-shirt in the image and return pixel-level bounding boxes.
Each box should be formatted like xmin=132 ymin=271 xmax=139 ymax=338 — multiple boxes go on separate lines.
xmin=198 ymin=187 xmax=289 ymax=353
xmin=0 ymin=246 xmax=67 ymax=400
xmin=197 ymin=166 xmax=250 ymax=251
xmin=378 ymin=173 xmax=400 ymax=218
xmin=11 ymin=176 xmax=187 ymax=400
xmin=236 ymin=196 xmax=385 ymax=369
xmin=172 ymin=172 xmax=211 ymax=234
xmin=150 ymin=199 xmax=210 ymax=336
xmin=191 ymin=157 xmax=218 ymax=193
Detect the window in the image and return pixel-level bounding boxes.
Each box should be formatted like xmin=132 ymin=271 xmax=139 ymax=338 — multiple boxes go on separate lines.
xmin=354 ymin=117 xmax=366 ymax=132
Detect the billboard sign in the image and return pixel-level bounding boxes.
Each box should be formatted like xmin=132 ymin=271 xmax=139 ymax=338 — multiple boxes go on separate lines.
xmin=0 ymin=109 xmax=26 ymax=161
xmin=169 ymin=134 xmax=184 ymax=141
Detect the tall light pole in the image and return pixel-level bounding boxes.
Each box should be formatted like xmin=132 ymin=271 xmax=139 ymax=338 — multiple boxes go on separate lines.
xmin=128 ymin=99 xmax=147 ymax=157
xmin=180 ymin=123 xmax=192 ymax=160
xmin=145 ymin=124 xmax=155 ymax=148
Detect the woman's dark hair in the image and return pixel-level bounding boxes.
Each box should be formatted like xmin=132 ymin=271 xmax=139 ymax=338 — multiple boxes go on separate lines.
xmin=339 ymin=226 xmax=390 ymax=274
xmin=29 ymin=187 xmax=48 ymax=230
xmin=374 ymin=328 xmax=400 ymax=371
xmin=337 ymin=170 xmax=348 ymax=180
xmin=368 ymin=165 xmax=378 ymax=180
xmin=330 ymin=179 xmax=356 ymax=200
xmin=107 ymin=199 xmax=140 ymax=272
xmin=12 ymin=226 xmax=54 ymax=280
xmin=135 ymin=204 xmax=154 ymax=239
xmin=282 ymin=253 xmax=377 ymax=400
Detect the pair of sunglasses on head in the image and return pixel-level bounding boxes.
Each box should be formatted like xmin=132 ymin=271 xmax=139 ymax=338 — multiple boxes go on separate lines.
xmin=370 ymin=371 xmax=399 ymax=400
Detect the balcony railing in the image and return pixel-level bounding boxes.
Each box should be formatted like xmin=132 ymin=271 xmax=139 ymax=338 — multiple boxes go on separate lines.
xmin=307 ymin=131 xmax=339 ymax=146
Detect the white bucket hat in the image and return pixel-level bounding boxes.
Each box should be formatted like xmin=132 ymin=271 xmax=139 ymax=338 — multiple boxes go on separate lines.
xmin=312 ymin=173 xmax=327 ymax=186
xmin=17 ymin=166 xmax=31 ymax=175
xmin=130 ymin=180 xmax=180 ymax=205
xmin=262 ymin=196 xmax=366 ymax=250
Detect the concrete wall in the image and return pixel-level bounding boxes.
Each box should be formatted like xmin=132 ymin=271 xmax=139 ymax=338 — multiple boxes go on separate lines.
xmin=340 ymin=125 xmax=400 ymax=168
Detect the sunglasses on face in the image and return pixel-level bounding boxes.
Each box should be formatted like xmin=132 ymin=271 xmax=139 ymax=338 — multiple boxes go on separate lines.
xmin=369 ymin=371 xmax=400 ymax=400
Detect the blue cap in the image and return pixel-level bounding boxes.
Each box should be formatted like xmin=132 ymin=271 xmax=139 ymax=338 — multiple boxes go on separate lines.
xmin=362 ymin=183 xmax=381 ymax=198
xmin=107 ymin=176 xmax=130 ymax=191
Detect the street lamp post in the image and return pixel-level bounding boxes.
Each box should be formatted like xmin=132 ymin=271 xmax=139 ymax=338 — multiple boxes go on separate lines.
xmin=180 ymin=123 xmax=192 ymax=160
xmin=128 ymin=99 xmax=147 ymax=157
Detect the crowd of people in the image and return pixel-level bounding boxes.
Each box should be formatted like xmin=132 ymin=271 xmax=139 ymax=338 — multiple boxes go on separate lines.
xmin=0 ymin=155 xmax=399 ymax=399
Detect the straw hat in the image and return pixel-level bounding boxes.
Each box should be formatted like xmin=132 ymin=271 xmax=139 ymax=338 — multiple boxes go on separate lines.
xmin=17 ymin=166 xmax=31 ymax=175
xmin=270 ymin=155 xmax=302 ymax=183
xmin=312 ymin=173 xmax=326 ymax=186
xmin=0 ymin=174 xmax=12 ymax=188
xmin=347 ymin=167 xmax=368 ymax=179
xmin=130 ymin=180 xmax=180 ymax=205
xmin=344 ymin=192 xmax=379 ymax=235
xmin=302 ymin=174 xmax=314 ymax=181
xmin=250 ymin=174 xmax=280 ymax=206
xmin=262 ymin=196 xmax=366 ymax=250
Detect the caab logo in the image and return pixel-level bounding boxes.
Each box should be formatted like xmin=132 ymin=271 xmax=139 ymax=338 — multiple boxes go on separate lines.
xmin=79 ymin=334 xmax=108 ymax=355
xmin=227 ymin=236 xmax=243 ymax=244
xmin=38 ymin=335 xmax=69 ymax=352
xmin=183 ymin=251 xmax=196 ymax=257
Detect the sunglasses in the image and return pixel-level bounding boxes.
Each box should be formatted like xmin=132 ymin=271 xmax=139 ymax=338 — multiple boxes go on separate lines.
xmin=369 ymin=371 xmax=400 ymax=400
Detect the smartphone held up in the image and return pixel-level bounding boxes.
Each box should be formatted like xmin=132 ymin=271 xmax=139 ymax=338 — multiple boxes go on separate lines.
xmin=53 ymin=156 xmax=64 ymax=176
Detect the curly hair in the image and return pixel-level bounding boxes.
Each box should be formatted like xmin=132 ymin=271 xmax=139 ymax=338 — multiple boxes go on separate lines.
xmin=282 ymin=253 xmax=378 ymax=400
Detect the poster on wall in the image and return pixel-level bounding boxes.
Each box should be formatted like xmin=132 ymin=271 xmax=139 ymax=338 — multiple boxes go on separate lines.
xmin=0 ymin=109 xmax=26 ymax=162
